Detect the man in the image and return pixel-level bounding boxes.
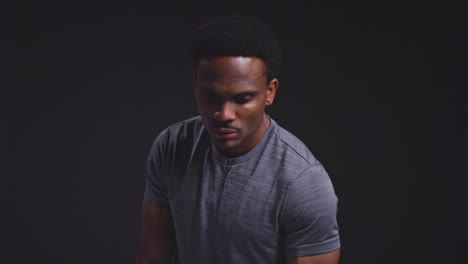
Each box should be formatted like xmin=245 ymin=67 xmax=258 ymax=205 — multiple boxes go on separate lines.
xmin=136 ymin=15 xmax=340 ymax=264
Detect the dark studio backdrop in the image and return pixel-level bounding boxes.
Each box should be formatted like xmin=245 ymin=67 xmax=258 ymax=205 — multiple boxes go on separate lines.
xmin=7 ymin=2 xmax=466 ymax=264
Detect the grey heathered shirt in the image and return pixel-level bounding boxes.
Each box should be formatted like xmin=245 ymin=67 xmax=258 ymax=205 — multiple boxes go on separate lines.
xmin=144 ymin=115 xmax=340 ymax=264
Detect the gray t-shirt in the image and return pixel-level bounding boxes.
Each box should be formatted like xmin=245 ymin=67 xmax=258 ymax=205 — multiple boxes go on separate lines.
xmin=144 ymin=116 xmax=340 ymax=264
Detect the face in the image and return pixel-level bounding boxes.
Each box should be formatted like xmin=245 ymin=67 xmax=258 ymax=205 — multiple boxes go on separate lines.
xmin=194 ymin=56 xmax=279 ymax=157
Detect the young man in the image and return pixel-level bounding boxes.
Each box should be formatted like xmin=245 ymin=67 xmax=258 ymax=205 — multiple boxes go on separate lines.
xmin=136 ymin=15 xmax=340 ymax=264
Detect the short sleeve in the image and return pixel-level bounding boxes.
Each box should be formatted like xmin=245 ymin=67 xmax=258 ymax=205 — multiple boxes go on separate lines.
xmin=281 ymin=164 xmax=340 ymax=256
xmin=144 ymin=130 xmax=171 ymax=208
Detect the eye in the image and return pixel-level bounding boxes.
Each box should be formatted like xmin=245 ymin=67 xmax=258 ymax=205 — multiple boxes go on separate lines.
xmin=234 ymin=95 xmax=253 ymax=104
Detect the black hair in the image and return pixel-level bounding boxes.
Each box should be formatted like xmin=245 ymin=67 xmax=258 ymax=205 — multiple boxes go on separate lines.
xmin=191 ymin=15 xmax=282 ymax=82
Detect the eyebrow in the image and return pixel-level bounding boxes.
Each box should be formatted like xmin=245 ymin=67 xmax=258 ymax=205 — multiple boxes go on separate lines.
xmin=235 ymin=91 xmax=258 ymax=97
xmin=199 ymin=86 xmax=258 ymax=97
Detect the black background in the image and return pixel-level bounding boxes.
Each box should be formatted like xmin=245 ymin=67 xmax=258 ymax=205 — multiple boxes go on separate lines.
xmin=7 ymin=1 xmax=467 ymax=264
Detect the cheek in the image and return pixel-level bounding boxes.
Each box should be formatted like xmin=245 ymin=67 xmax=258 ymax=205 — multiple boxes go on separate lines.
xmin=243 ymin=95 xmax=266 ymax=110
xmin=240 ymin=101 xmax=265 ymax=121
xmin=195 ymin=99 xmax=212 ymax=114
xmin=196 ymin=103 xmax=208 ymax=113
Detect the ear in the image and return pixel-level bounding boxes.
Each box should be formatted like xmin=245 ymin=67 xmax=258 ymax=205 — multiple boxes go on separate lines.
xmin=265 ymin=78 xmax=279 ymax=106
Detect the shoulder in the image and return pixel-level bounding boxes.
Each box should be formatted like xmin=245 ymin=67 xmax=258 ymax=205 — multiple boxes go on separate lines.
xmin=156 ymin=115 xmax=203 ymax=141
xmin=268 ymin=119 xmax=321 ymax=168
xmin=147 ymin=116 xmax=205 ymax=165
xmin=257 ymin=118 xmax=326 ymax=189
xmin=150 ymin=115 xmax=204 ymax=148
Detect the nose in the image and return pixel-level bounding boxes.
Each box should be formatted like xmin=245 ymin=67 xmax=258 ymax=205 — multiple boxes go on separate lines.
xmin=213 ymin=101 xmax=236 ymax=121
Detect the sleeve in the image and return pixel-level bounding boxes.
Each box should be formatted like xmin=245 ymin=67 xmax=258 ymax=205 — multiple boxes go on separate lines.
xmin=144 ymin=129 xmax=171 ymax=208
xmin=281 ymin=164 xmax=340 ymax=256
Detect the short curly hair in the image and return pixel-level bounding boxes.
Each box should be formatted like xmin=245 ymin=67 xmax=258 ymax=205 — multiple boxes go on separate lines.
xmin=191 ymin=15 xmax=282 ymax=82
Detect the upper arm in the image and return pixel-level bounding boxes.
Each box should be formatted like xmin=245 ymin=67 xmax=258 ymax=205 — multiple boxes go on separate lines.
xmin=287 ymin=249 xmax=340 ymax=264
xmin=136 ymin=199 xmax=175 ymax=264
xmin=282 ymin=165 xmax=340 ymax=257
xmin=138 ymin=129 xmax=176 ymax=263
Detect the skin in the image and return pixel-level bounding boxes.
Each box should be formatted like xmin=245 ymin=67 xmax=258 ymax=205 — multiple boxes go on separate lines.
xmin=286 ymin=249 xmax=341 ymax=264
xmin=136 ymin=200 xmax=175 ymax=264
xmin=136 ymin=56 xmax=340 ymax=264
xmin=194 ymin=56 xmax=278 ymax=158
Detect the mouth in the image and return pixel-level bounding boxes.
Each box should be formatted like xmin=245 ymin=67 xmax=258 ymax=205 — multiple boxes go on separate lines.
xmin=212 ymin=127 xmax=240 ymax=139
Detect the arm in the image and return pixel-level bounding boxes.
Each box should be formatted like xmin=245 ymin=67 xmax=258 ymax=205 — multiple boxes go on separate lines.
xmin=136 ymin=199 xmax=175 ymax=264
xmin=282 ymin=165 xmax=341 ymax=263
xmin=287 ymin=249 xmax=340 ymax=264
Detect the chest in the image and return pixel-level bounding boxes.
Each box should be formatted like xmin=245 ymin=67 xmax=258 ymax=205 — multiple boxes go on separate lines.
xmin=169 ymin=154 xmax=286 ymax=245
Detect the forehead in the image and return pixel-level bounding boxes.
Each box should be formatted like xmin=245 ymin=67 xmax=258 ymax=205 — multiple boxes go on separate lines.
xmin=196 ymin=56 xmax=266 ymax=85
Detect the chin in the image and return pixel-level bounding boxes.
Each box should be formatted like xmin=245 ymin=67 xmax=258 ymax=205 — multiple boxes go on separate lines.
xmin=213 ymin=139 xmax=239 ymax=149
xmin=212 ymin=137 xmax=242 ymax=150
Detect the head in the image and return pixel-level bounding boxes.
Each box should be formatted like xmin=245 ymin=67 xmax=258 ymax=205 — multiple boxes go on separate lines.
xmin=191 ymin=15 xmax=282 ymax=157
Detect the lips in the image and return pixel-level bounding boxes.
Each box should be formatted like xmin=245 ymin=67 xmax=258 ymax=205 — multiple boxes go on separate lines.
xmin=214 ymin=127 xmax=238 ymax=133
xmin=212 ymin=127 xmax=239 ymax=139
